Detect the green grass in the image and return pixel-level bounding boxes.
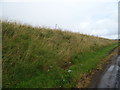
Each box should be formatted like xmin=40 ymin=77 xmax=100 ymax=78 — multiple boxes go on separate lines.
xmin=2 ymin=21 xmax=117 ymax=88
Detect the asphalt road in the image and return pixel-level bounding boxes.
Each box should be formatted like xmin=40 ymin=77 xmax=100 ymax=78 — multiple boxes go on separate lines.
xmin=97 ymin=55 xmax=120 ymax=88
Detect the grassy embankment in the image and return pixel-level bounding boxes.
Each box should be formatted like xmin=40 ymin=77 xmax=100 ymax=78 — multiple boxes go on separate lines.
xmin=2 ymin=21 xmax=117 ymax=88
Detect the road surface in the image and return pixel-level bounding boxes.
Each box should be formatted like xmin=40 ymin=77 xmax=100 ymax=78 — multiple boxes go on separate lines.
xmin=89 ymin=54 xmax=120 ymax=89
xmin=97 ymin=55 xmax=120 ymax=88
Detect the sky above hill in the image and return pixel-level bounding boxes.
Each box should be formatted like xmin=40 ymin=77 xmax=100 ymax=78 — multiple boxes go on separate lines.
xmin=1 ymin=0 xmax=119 ymax=39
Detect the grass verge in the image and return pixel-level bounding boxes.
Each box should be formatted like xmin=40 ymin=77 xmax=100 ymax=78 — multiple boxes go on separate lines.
xmin=2 ymin=21 xmax=117 ymax=88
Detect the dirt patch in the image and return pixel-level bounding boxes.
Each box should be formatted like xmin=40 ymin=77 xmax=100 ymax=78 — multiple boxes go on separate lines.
xmin=61 ymin=61 xmax=73 ymax=70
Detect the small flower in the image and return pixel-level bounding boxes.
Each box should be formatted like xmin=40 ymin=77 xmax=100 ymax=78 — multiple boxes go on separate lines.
xmin=68 ymin=70 xmax=72 ymax=72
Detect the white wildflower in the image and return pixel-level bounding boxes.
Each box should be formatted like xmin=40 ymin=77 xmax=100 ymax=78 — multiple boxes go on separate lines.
xmin=68 ymin=70 xmax=72 ymax=72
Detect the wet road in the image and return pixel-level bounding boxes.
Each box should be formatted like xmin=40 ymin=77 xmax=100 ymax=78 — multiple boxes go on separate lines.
xmin=97 ymin=55 xmax=120 ymax=88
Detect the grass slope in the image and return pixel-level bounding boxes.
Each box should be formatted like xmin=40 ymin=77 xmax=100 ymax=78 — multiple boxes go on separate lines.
xmin=2 ymin=21 xmax=117 ymax=88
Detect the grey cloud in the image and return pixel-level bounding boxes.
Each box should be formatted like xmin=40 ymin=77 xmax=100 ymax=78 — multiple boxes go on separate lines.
xmin=2 ymin=1 xmax=118 ymax=39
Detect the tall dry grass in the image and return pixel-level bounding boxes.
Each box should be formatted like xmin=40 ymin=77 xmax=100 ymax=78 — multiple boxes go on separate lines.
xmin=2 ymin=21 xmax=116 ymax=88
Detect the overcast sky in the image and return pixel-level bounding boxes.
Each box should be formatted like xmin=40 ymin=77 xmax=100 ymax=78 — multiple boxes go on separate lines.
xmin=1 ymin=0 xmax=119 ymax=39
